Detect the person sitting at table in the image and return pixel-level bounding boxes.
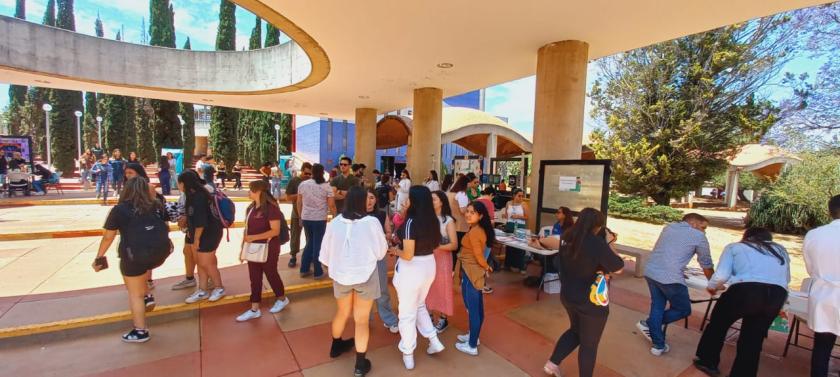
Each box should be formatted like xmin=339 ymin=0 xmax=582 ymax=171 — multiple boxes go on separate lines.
xmin=8 ymin=152 xmax=26 ymax=171
xmin=693 ymin=227 xmax=790 ymax=377
xmin=503 ymin=189 xmax=530 ymax=274
xmin=529 ymin=207 xmax=575 ymax=251
xmin=30 ymin=163 xmax=53 ymax=196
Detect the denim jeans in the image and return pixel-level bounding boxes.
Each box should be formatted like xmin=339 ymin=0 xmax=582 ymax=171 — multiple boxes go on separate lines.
xmin=96 ymin=179 xmax=109 ymax=201
xmin=159 ymin=169 xmax=171 ymax=195
xmin=271 ymin=177 xmax=281 ymax=198
xmin=32 ymin=179 xmax=46 ymax=193
xmin=644 ymin=277 xmax=692 ymax=348
xmin=460 ymin=271 xmax=484 ymax=348
xmin=375 ymin=258 xmax=398 ymax=327
xmin=300 ymin=220 xmax=326 ymax=277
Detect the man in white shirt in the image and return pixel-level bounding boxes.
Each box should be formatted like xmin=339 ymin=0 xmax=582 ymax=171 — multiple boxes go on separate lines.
xmin=803 ymin=194 xmax=840 ymax=377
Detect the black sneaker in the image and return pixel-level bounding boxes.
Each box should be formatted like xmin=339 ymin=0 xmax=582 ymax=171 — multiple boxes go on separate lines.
xmin=144 ymin=295 xmax=156 ymax=312
xmin=693 ymin=359 xmax=721 ymax=377
xmin=288 ymin=256 xmax=297 ymax=268
xmin=330 ymin=338 xmax=355 ymax=358
xmin=353 ymin=358 xmax=371 ymax=377
xmin=435 ymin=317 xmax=449 ymax=333
xmin=122 ymin=328 xmax=150 ymax=343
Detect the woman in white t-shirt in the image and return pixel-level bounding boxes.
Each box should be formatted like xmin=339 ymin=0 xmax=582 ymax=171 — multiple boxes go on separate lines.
xmin=447 ymin=175 xmax=471 ymax=267
xmin=397 ymin=169 xmax=412 ymax=210
xmin=296 ymin=163 xmax=336 ymax=279
xmin=424 ymin=170 xmax=441 ymax=192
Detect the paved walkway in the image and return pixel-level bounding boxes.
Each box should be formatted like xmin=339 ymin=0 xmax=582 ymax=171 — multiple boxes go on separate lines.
xmin=0 ymin=270 xmax=821 ymax=377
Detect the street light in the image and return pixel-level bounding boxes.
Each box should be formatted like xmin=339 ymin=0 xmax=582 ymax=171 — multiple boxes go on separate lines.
xmin=42 ymin=103 xmax=53 ymax=167
xmin=74 ymin=110 xmax=83 ymax=160
xmin=95 ymin=116 xmax=103 ymax=147
xmin=274 ymin=124 xmax=281 ymax=163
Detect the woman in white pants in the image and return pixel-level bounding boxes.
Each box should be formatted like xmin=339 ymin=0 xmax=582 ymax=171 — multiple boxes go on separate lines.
xmin=390 ymin=185 xmax=445 ymax=370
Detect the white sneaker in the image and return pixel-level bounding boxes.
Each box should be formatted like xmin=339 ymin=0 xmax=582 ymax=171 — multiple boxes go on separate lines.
xmin=236 ymin=309 xmax=262 ymax=322
xmin=185 ymin=289 xmax=208 ymax=304
xmin=208 ymin=287 xmax=226 ymax=302
xmin=402 ymin=353 xmax=415 ymax=370
xmin=384 ymin=323 xmax=399 ymax=334
xmin=427 ymin=335 xmax=445 ymax=355
xmin=455 ymin=341 xmax=479 ymax=356
xmin=171 ymin=278 xmax=197 ymax=290
xmin=636 ymin=320 xmax=652 ymax=343
xmin=650 ymin=344 xmax=670 ymax=356
xmin=269 ymin=297 xmax=290 ymax=313
xmin=457 ymin=333 xmax=480 ymax=345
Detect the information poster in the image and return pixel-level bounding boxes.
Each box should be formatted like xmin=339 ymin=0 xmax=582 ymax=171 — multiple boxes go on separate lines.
xmin=536 ymin=160 xmax=611 ymax=230
xmin=0 ymin=136 xmax=34 ymax=170
xmin=558 ymin=176 xmax=582 ymax=192
xmin=161 ymin=148 xmax=184 ymax=175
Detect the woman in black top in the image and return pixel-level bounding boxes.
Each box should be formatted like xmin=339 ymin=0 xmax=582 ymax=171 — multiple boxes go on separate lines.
xmin=544 ymin=208 xmax=624 ymax=377
xmin=389 ymin=185 xmax=445 ymax=370
xmin=158 ymin=156 xmax=171 ymax=195
xmin=178 ymin=170 xmax=226 ymax=304
xmin=93 ymin=177 xmax=172 ymax=343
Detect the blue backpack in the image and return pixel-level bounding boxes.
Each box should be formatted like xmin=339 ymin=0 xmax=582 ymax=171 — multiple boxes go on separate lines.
xmin=210 ymin=190 xmax=236 ymax=241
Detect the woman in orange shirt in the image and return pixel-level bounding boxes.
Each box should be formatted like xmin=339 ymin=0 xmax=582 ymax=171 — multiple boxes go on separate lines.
xmin=453 ymin=200 xmax=495 ymax=355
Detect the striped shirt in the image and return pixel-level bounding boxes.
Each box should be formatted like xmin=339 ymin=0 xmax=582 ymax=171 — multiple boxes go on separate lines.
xmin=644 ymin=222 xmax=714 ymax=285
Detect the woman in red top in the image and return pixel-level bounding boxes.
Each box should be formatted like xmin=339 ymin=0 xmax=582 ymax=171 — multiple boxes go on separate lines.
xmin=235 ymin=180 xmax=291 ymax=322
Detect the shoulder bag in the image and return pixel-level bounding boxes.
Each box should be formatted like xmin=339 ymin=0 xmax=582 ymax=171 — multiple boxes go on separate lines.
xmin=240 ymin=209 xmax=271 ymax=263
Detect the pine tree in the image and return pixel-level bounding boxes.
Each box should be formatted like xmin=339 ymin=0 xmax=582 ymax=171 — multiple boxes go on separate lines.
xmin=179 ymin=37 xmax=196 ymax=171
xmin=101 ymin=94 xmax=126 ymax=153
xmin=94 ymin=12 xmax=104 ymax=37
xmin=124 ymin=96 xmax=137 ymax=156
xmin=82 ymin=92 xmax=98 ymax=149
xmin=210 ymin=0 xmax=238 ymax=167
xmin=6 ymin=0 xmax=27 ymax=135
xmin=135 ymin=98 xmax=156 ymax=163
xmin=43 ymin=0 xmax=56 ymax=26
xmin=48 ymin=0 xmax=84 ymax=174
xmin=149 ymin=0 xmax=182 ymax=154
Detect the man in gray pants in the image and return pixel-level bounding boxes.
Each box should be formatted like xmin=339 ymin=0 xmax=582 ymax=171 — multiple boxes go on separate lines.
xmin=284 ymin=163 xmax=312 ymax=268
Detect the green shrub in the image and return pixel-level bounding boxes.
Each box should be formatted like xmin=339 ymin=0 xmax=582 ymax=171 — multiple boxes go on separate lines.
xmin=608 ymin=195 xmax=683 ymax=224
xmin=747 ymin=153 xmax=840 ymax=234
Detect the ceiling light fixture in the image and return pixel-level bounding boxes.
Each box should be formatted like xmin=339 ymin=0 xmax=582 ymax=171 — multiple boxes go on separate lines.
xmin=436 ymin=62 xmax=454 ymax=69
xmin=319 ymin=112 xmax=328 ymax=115
xmin=358 ymin=95 xmax=369 ymax=99
xmin=201 ymin=98 xmax=214 ymax=103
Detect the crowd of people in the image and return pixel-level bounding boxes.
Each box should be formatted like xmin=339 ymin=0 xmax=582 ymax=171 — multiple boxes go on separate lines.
xmin=87 ymin=152 xmax=839 ymax=377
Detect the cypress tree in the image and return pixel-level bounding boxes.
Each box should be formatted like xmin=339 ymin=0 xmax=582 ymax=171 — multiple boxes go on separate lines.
xmin=83 ymin=14 xmax=104 ymax=149
xmin=23 ymin=0 xmax=56 ymax=157
xmin=94 ymin=12 xmax=104 ymax=37
xmin=43 ymin=0 xmax=56 ymax=26
xmin=7 ymin=0 xmax=27 ymax=135
xmin=149 ymin=0 xmax=182 ymax=154
xmin=124 ymin=96 xmax=137 ymax=156
xmin=49 ymin=0 xmax=84 ymax=174
xmin=101 ymin=94 xmax=126 ymax=153
xmin=135 ymin=98 xmax=156 ymax=163
xmin=180 ymin=37 xmax=196 ymax=171
xmin=209 ymin=0 xmax=238 ymax=167
xmin=238 ymin=16 xmax=261 ymax=166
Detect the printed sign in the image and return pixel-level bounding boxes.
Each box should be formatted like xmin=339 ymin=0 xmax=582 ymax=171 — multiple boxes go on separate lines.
xmin=559 ymin=176 xmax=582 ymax=192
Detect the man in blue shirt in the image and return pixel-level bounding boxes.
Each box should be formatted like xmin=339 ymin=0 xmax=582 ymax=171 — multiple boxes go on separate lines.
xmin=637 ymin=213 xmax=714 ymax=356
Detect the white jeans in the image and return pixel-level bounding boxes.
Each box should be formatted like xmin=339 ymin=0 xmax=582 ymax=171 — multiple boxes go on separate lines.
xmin=393 ymin=254 xmax=437 ymax=354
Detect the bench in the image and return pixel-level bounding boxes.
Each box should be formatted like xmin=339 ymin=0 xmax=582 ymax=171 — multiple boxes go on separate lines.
xmin=614 ymin=244 xmax=651 ymax=278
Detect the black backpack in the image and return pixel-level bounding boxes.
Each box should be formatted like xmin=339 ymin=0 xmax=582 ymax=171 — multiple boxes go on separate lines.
xmin=375 ymin=184 xmax=392 ymax=211
xmin=120 ymin=207 xmax=173 ymax=266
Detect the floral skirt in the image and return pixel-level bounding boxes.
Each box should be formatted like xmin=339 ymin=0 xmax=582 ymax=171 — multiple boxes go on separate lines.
xmin=425 ymin=248 xmax=454 ymax=316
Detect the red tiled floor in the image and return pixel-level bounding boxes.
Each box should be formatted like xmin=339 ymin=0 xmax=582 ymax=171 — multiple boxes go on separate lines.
xmin=86 ymin=351 xmax=201 ymax=377
xmin=283 ymin=316 xmax=401 ymax=370
xmin=199 ymin=303 xmax=299 ymax=377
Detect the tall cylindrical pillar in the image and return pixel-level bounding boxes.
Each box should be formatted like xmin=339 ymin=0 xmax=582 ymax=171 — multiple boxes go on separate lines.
xmin=528 ymin=40 xmax=589 ymax=228
xmin=408 ymin=87 xmax=443 ymax=181
xmin=354 ymin=108 xmax=378 ymax=179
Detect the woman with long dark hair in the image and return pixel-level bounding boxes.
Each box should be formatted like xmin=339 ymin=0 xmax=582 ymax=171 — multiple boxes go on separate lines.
xmin=92 ymin=177 xmax=172 ymax=342
xmin=424 ymin=170 xmax=440 ymax=192
xmin=320 ymin=186 xmax=388 ymax=377
xmin=694 ymin=227 xmax=790 ymax=377
xmin=453 ymin=200 xmax=495 ymax=355
xmin=426 ymin=191 xmax=459 ymax=332
xmin=296 ymin=163 xmax=336 ymax=279
xmin=447 ymin=175 xmax=471 ymax=266
xmin=390 ymin=185 xmax=445 ymax=370
xmin=236 ymin=180 xmax=291 ymax=322
xmin=544 ymin=208 xmax=623 ymax=377
xmin=504 ymin=188 xmax=530 ymax=273
xmin=440 ymin=174 xmax=454 ymax=193
xmin=396 ymin=170 xmax=412 ymax=211
xmin=178 ymin=170 xmax=226 ymax=304
xmin=158 ymin=156 xmax=171 ymax=196
xmin=366 ymin=188 xmax=399 ymax=334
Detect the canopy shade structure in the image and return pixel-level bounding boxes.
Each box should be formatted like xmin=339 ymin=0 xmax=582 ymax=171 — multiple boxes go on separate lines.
xmin=375 ymin=107 xmax=533 ymax=158
xmin=0 ymin=0 xmax=824 ymax=117
xmin=723 ymin=143 xmax=801 ymax=207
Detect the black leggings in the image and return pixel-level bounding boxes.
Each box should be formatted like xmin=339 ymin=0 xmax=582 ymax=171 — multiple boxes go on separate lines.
xmin=695 ymin=282 xmax=787 ymax=377
xmin=812 ymin=331 xmax=838 ymax=377
xmin=550 ymin=301 xmax=609 ymax=377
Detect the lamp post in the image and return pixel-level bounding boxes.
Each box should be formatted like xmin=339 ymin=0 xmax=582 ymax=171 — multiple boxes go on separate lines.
xmin=95 ymin=116 xmax=103 ymax=147
xmin=42 ymin=104 xmax=53 ymax=167
xmin=74 ymin=111 xmax=83 ymax=159
xmin=274 ymin=124 xmax=281 ymax=163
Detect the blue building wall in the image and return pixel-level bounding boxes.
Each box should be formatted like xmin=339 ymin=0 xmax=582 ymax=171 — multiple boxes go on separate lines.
xmin=443 ymin=90 xmax=481 ymax=109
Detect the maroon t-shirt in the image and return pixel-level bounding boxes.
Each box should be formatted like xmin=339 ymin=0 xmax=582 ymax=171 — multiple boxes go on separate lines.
xmin=246 ymin=204 xmax=286 ymax=253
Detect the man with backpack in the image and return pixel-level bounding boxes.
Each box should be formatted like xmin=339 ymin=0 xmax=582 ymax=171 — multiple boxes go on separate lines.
xmin=283 ymin=162 xmax=312 ymax=268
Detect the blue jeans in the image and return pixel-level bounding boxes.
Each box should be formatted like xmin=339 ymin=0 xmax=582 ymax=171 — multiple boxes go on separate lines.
xmin=32 ymin=179 xmax=46 ymax=193
xmin=375 ymin=258 xmax=398 ymax=327
xmin=159 ymin=169 xmax=171 ymax=195
xmin=460 ymin=271 xmax=484 ymax=348
xmin=96 ymin=179 xmax=109 ymax=201
xmin=644 ymin=277 xmax=692 ymax=348
xmin=271 ymin=177 xmax=281 ymax=198
xmin=300 ymin=220 xmax=326 ymax=277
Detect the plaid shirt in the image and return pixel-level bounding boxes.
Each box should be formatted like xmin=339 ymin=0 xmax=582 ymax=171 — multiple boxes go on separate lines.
xmin=644 ymin=222 xmax=714 ymax=285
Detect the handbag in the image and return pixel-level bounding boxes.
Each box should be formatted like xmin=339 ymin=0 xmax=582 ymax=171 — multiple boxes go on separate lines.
xmin=240 ymin=209 xmax=272 ymax=263
xmin=589 ymin=272 xmax=610 ymax=307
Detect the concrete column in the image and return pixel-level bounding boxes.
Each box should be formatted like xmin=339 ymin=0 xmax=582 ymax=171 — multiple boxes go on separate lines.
xmin=727 ymin=169 xmax=740 ymax=208
xmin=354 ymin=108 xmax=377 ymax=179
xmin=484 ymin=133 xmax=497 ymax=174
xmin=408 ymin=87 xmax=443 ymax=181
xmin=528 ymin=40 xmax=589 ymax=228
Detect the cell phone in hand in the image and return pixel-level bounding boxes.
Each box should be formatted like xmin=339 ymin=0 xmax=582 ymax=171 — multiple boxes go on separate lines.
xmin=94 ymin=256 xmax=109 ymax=271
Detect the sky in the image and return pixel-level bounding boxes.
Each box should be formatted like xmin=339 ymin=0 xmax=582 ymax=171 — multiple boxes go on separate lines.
xmin=0 ymin=1 xmax=825 ymax=139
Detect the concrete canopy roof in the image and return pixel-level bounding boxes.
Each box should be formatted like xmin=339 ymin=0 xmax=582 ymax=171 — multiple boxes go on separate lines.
xmin=728 ymin=143 xmax=801 ymax=177
xmin=376 ymin=107 xmax=532 ymax=157
xmin=0 ymin=0 xmax=824 ymax=119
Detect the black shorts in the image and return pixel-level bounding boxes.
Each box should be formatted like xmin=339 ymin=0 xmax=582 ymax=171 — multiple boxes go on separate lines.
xmin=120 ymin=254 xmax=168 ymax=277
xmin=196 ymin=228 xmax=223 ymax=252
